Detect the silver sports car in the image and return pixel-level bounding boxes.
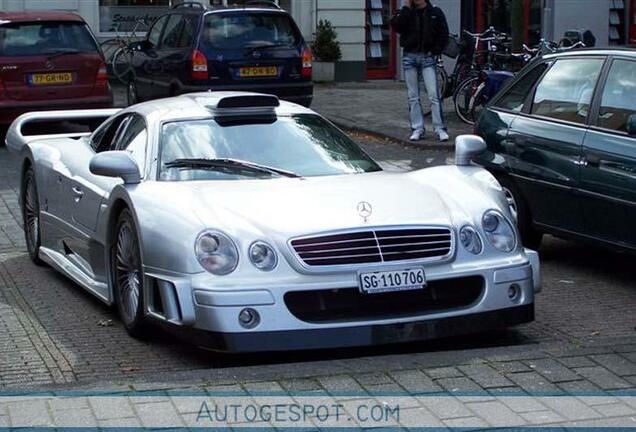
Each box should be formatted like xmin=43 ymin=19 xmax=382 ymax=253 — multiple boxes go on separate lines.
xmin=6 ymin=92 xmax=540 ymax=352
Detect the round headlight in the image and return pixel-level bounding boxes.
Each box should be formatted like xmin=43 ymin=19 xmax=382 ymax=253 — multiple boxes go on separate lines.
xmin=195 ymin=230 xmax=238 ymax=275
xmin=459 ymin=225 xmax=482 ymax=255
xmin=482 ymin=210 xmax=517 ymax=252
xmin=249 ymin=241 xmax=277 ymax=271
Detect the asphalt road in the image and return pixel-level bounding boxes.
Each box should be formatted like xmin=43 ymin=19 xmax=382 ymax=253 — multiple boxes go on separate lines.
xmin=0 ymin=131 xmax=634 ymax=390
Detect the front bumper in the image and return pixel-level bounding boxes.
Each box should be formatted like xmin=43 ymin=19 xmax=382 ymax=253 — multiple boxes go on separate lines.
xmin=180 ymin=304 xmax=534 ymax=352
xmin=144 ymin=250 xmax=540 ymax=352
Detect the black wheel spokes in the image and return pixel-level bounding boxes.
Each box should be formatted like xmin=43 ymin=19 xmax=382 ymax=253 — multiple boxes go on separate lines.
xmin=24 ymin=177 xmax=39 ymax=249
xmin=115 ymin=224 xmax=140 ymax=323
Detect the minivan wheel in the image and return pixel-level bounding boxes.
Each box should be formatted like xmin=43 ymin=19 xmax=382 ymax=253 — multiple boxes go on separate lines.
xmin=497 ymin=176 xmax=543 ymax=250
xmin=127 ymin=80 xmax=138 ymax=106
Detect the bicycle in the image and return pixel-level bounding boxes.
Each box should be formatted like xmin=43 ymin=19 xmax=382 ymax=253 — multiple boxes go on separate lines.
xmin=99 ymin=19 xmax=148 ymax=84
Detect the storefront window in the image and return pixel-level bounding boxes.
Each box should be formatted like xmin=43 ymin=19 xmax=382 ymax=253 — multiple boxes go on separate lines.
xmin=476 ymin=0 xmax=542 ymax=46
xmin=99 ymin=0 xmax=171 ymax=34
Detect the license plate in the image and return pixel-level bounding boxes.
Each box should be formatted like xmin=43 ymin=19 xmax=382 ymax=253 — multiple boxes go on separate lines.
xmin=239 ymin=66 xmax=278 ymax=78
xmin=29 ymin=72 xmax=73 ymax=86
xmin=358 ymin=268 xmax=426 ymax=294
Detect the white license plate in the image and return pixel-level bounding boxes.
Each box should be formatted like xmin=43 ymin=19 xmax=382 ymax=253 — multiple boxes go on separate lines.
xmin=358 ymin=268 xmax=426 ymax=294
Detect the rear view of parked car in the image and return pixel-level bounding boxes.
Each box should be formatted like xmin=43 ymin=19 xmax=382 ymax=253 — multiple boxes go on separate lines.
xmin=0 ymin=12 xmax=113 ymax=127
xmin=126 ymin=1 xmax=313 ymax=107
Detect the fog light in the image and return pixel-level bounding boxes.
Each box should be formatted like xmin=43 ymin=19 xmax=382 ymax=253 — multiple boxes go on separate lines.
xmin=508 ymin=284 xmax=521 ymax=303
xmin=238 ymin=308 xmax=259 ymax=329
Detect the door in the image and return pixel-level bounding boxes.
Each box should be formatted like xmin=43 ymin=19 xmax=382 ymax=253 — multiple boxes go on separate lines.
xmin=367 ymin=0 xmax=397 ymax=79
xmin=134 ymin=14 xmax=168 ymax=100
xmin=62 ymin=115 xmax=129 ymax=276
xmin=580 ymin=58 xmax=636 ymax=247
xmin=507 ymin=57 xmax=605 ymax=233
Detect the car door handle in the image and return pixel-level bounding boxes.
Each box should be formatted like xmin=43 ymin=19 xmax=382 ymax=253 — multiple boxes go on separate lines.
xmin=72 ymin=187 xmax=84 ymax=200
xmin=582 ymin=154 xmax=601 ymax=167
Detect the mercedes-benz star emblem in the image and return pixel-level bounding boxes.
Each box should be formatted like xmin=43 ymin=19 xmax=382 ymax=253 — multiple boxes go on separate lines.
xmin=44 ymin=61 xmax=53 ymax=70
xmin=357 ymin=201 xmax=372 ymax=223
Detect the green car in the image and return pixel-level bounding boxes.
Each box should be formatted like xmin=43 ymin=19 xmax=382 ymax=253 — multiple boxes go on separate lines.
xmin=475 ymin=49 xmax=636 ymax=251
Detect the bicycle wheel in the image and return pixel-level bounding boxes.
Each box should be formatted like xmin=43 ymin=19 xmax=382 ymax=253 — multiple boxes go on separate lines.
xmin=111 ymin=47 xmax=135 ymax=85
xmin=453 ymin=76 xmax=480 ymax=125
xmin=436 ymin=65 xmax=448 ymax=99
xmin=99 ymin=38 xmax=122 ymax=64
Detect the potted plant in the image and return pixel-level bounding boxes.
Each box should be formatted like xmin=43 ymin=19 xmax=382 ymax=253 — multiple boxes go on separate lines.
xmin=311 ymin=19 xmax=342 ymax=82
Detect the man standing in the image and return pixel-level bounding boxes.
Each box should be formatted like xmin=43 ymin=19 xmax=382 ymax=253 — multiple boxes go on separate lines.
xmin=391 ymin=0 xmax=449 ymax=142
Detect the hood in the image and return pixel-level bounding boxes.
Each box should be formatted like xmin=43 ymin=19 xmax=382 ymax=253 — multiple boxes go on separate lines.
xmin=189 ymin=171 xmax=455 ymax=240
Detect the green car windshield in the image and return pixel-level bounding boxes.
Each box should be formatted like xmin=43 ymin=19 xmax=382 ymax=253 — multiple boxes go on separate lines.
xmin=159 ymin=114 xmax=382 ymax=181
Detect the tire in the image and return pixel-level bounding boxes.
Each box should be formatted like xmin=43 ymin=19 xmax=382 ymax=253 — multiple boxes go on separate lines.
xmin=22 ymin=167 xmax=45 ymax=265
xmin=496 ymin=176 xmax=543 ymax=250
xmin=127 ymin=79 xmax=138 ymax=106
xmin=111 ymin=47 xmax=134 ymax=85
xmin=453 ymin=76 xmax=480 ymax=125
xmin=436 ymin=65 xmax=448 ymax=99
xmin=111 ymin=208 xmax=148 ymax=338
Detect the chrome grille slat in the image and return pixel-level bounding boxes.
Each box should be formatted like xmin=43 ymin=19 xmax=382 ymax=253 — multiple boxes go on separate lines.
xmin=291 ymin=227 xmax=453 ymax=267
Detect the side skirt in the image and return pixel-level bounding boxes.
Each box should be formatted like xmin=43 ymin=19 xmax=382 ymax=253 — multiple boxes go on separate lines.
xmin=39 ymin=246 xmax=112 ymax=305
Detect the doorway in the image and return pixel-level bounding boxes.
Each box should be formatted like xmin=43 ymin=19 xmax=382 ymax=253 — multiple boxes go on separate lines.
xmin=366 ymin=0 xmax=398 ymax=79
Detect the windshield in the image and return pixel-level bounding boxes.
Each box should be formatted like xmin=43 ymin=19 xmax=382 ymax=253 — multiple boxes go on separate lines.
xmin=202 ymin=13 xmax=301 ymax=50
xmin=0 ymin=22 xmax=99 ymax=57
xmin=159 ymin=115 xmax=381 ymax=181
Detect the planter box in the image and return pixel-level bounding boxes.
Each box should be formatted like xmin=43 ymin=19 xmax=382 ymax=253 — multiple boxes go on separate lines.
xmin=313 ymin=61 xmax=335 ymax=82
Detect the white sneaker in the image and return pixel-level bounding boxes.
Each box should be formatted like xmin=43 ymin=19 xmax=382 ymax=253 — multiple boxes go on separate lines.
xmin=437 ymin=130 xmax=449 ymax=142
xmin=409 ymin=130 xmax=424 ymax=141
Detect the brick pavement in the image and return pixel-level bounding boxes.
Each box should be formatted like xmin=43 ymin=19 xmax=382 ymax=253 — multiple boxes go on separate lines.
xmin=1 ymin=129 xmax=636 ymax=427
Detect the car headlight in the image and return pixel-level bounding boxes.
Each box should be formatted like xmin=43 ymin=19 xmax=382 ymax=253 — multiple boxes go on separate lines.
xmin=249 ymin=241 xmax=277 ymax=271
xmin=460 ymin=225 xmax=482 ymax=254
xmin=482 ymin=210 xmax=517 ymax=252
xmin=195 ymin=230 xmax=239 ymax=275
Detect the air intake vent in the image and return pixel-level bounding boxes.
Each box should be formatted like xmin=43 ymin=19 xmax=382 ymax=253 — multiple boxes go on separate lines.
xmin=291 ymin=227 xmax=453 ymax=267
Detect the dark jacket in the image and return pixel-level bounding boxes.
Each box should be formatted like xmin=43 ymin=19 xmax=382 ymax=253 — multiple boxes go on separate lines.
xmin=390 ymin=5 xmax=449 ymax=55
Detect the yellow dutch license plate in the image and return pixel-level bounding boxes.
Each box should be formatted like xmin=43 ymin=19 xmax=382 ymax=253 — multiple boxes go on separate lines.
xmin=239 ymin=66 xmax=278 ymax=78
xmin=30 ymin=72 xmax=73 ymax=86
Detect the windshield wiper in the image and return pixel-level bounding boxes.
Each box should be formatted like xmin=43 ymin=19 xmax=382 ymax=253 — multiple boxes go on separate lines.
xmin=245 ymin=43 xmax=293 ymax=54
xmin=164 ymin=158 xmax=302 ymax=178
xmin=45 ymin=49 xmax=80 ymax=59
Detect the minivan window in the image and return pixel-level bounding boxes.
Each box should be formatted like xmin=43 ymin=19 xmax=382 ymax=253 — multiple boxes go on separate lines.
xmin=161 ymin=14 xmax=182 ymax=48
xmin=598 ymin=59 xmax=636 ymax=133
xmin=0 ymin=22 xmax=99 ymax=56
xmin=202 ymin=13 xmax=300 ymax=50
xmin=493 ymin=62 xmax=549 ymax=112
xmin=530 ymin=58 xmax=604 ymax=125
xmin=147 ymin=15 xmax=168 ymax=47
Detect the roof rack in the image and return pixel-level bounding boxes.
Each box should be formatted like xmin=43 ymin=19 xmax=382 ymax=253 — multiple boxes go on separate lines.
xmin=243 ymin=0 xmax=282 ymax=10
xmin=172 ymin=1 xmax=206 ymax=10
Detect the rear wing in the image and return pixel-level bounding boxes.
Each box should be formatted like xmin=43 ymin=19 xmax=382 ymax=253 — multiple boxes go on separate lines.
xmin=5 ymin=108 xmax=121 ymax=153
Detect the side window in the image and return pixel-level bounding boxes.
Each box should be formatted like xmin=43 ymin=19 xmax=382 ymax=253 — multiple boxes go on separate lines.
xmin=178 ymin=15 xmax=196 ymax=48
xmin=493 ymin=62 xmax=549 ymax=112
xmin=530 ymin=58 xmax=605 ymax=124
xmin=161 ymin=14 xmax=183 ymax=49
xmin=598 ymin=59 xmax=636 ymax=133
xmin=91 ymin=115 xmax=130 ymax=153
xmin=147 ymin=15 xmax=168 ymax=47
xmin=113 ymin=115 xmax=147 ymax=173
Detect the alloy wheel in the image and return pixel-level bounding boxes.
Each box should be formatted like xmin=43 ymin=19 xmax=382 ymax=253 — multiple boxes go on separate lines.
xmin=24 ymin=172 xmax=40 ymax=253
xmin=114 ymin=221 xmax=141 ymax=325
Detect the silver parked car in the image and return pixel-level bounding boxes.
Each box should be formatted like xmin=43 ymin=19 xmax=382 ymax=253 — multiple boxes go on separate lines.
xmin=6 ymin=92 xmax=540 ymax=352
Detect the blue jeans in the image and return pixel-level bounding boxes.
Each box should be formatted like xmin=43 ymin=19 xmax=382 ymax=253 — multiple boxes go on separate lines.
xmin=403 ymin=52 xmax=446 ymax=134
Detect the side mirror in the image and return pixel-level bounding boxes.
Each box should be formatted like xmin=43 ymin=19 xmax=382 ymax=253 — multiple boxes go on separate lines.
xmin=129 ymin=40 xmax=150 ymax=52
xmin=90 ymin=151 xmax=141 ymax=184
xmin=627 ymin=114 xmax=636 ymax=136
xmin=455 ymin=135 xmax=487 ymax=166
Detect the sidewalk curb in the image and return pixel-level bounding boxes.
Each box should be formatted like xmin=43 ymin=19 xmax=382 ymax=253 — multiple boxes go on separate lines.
xmin=327 ymin=118 xmax=455 ymax=152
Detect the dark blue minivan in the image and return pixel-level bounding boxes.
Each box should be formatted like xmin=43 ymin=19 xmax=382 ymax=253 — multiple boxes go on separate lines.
xmin=126 ymin=1 xmax=313 ymax=107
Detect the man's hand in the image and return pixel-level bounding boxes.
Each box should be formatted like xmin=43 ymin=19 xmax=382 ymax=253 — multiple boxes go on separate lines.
xmin=403 ymin=0 xmax=413 ymax=8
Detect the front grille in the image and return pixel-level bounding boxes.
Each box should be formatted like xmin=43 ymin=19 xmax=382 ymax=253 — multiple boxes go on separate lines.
xmin=290 ymin=227 xmax=453 ymax=267
xmin=284 ymin=276 xmax=484 ymax=323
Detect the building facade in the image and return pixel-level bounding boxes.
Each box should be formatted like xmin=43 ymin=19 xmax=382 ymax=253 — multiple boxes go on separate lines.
xmin=0 ymin=0 xmax=633 ymax=81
